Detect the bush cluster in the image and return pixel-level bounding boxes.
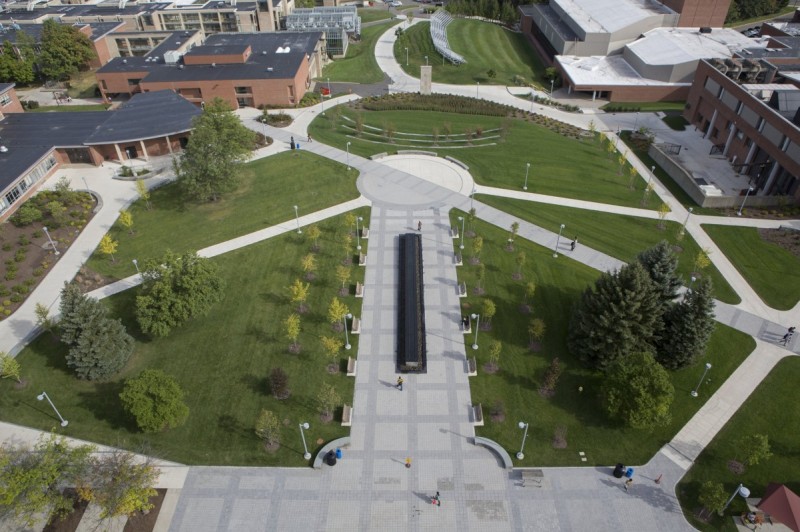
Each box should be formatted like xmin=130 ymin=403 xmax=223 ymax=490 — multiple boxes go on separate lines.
xmin=359 ymin=93 xmax=515 ymax=117
xmin=604 ymin=105 xmax=643 ymax=113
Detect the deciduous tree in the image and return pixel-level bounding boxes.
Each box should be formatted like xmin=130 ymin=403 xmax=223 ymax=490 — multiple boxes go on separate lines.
xmin=99 ymin=234 xmax=118 ymax=263
xmin=327 ymin=297 xmax=349 ymax=327
xmin=487 ymin=340 xmax=502 ymax=368
xmin=119 ymin=210 xmax=134 ymax=235
xmin=306 ymin=225 xmax=322 ymax=251
xmin=320 ymin=335 xmax=343 ymax=366
xmin=284 ymin=313 xmax=301 ymax=351
xmin=135 ymin=179 xmax=151 ymax=210
xmin=270 ymin=367 xmax=290 ymax=399
xmin=119 ymin=369 xmax=189 ymax=433
xmin=0 ymin=352 xmax=21 ymax=383
xmin=76 ymin=451 xmax=158 ymax=520
xmin=515 ymin=251 xmax=526 ymax=276
xmin=254 ymin=409 xmax=281 ymax=447
xmin=317 ymin=383 xmax=340 ymax=419
xmin=472 ymin=235 xmax=483 ymax=262
xmin=336 ymin=264 xmax=351 ymax=290
xmin=528 ymin=318 xmax=546 ymax=343
xmin=135 ymin=251 xmax=224 ymax=337
xmin=698 ymin=481 xmax=727 ymax=516
xmin=602 ymin=351 xmax=674 ymax=429
xmin=287 ymin=278 xmax=310 ymax=312
xmin=737 ymin=434 xmax=772 ymax=466
xmin=38 ymin=19 xmax=95 ymax=80
xmin=301 ymin=253 xmax=317 ymax=280
xmin=482 ymin=298 xmax=496 ymax=324
xmin=34 ymin=302 xmax=56 ymax=339
xmin=174 ymin=98 xmax=255 ymax=202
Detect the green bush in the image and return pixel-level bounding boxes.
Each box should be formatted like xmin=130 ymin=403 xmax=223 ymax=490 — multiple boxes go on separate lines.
xmin=18 ymin=235 xmax=30 ymax=246
xmin=14 ymin=249 xmax=26 ymax=263
xmin=1 ymin=243 xmax=11 ymax=252
xmin=10 ymin=203 xmax=43 ymax=227
xmin=12 ymin=284 xmax=30 ymax=295
xmin=4 ymin=271 xmax=17 ymax=282
xmin=9 ymin=294 xmax=22 ymax=303
xmin=120 ymin=369 xmax=190 ymax=433
xmin=32 ymin=267 xmax=44 ymax=277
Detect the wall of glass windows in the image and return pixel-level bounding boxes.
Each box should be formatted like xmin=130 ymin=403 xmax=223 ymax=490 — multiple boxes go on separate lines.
xmin=0 ymin=154 xmax=57 ymax=216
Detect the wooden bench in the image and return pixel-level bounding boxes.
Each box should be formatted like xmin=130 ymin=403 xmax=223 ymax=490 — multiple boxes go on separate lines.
xmin=520 ymin=469 xmax=544 ymax=487
xmin=346 ymin=356 xmax=357 ymax=376
xmin=342 ymin=405 xmax=352 ymax=427
xmin=361 ymin=227 xmax=369 ymax=239
xmin=472 ymin=403 xmax=484 ymax=426
xmin=351 ymin=317 xmax=361 ymax=335
xmin=467 ymin=357 xmax=477 ymax=376
xmin=355 ymin=282 xmax=364 ymax=298
xmin=458 ymin=282 xmax=467 ymax=298
xmin=358 ymin=252 xmax=366 ymax=266
xmin=454 ymin=252 xmax=463 ymax=266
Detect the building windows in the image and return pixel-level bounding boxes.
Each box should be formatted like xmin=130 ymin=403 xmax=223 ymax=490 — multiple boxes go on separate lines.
xmin=234 ymin=86 xmax=252 ymax=94
xmin=735 ymin=101 xmax=743 ymax=115
xmin=0 ymin=93 xmax=10 ymax=106
xmin=0 ymin=155 xmax=56 ymax=215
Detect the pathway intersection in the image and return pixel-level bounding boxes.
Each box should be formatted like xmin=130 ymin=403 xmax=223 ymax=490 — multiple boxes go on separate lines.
xmin=1 ymin=20 xmax=799 ymax=532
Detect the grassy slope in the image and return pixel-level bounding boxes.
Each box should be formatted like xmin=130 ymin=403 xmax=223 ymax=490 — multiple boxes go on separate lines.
xmin=86 ymin=151 xmax=359 ymax=280
xmin=358 ymin=7 xmax=394 ymax=23
xmin=0 ymin=210 xmax=369 ymax=466
xmin=677 ymin=357 xmax=800 ymax=532
xmin=310 ymin=107 xmax=662 ymax=209
xmin=452 ymin=212 xmax=754 ymax=466
xmin=321 ymin=21 xmax=395 ymax=83
xmin=476 ymin=196 xmax=741 ymax=304
xmin=703 ymin=225 xmax=800 ymax=310
xmin=395 ymin=19 xmax=545 ymax=85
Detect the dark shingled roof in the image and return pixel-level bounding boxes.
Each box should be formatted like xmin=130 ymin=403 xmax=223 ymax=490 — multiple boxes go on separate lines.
xmin=84 ymin=90 xmax=201 ymax=144
xmin=0 ymin=21 xmax=124 ymax=44
xmin=0 ymin=83 xmax=15 ymax=95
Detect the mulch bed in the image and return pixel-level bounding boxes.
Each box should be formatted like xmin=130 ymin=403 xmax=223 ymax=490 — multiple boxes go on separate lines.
xmin=123 ymin=489 xmax=167 ymax=532
xmin=42 ymin=490 xmax=89 ymax=532
xmin=758 ymin=227 xmax=800 ymax=259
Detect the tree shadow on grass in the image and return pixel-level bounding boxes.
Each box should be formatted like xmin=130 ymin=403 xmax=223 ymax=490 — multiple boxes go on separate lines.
xmin=76 ymin=381 xmax=132 ymax=431
xmin=217 ymin=414 xmax=250 ymax=439
xmin=239 ymin=373 xmax=269 ymax=396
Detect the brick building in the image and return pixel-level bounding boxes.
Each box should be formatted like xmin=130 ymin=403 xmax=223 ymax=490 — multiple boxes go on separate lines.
xmin=0 ymin=89 xmax=200 ymax=221
xmin=96 ymin=31 xmax=325 ymax=108
xmin=0 ymin=83 xmax=25 ymax=116
xmin=684 ymin=59 xmax=800 ymax=202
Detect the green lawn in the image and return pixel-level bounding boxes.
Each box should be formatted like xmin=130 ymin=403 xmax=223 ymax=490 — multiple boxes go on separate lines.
xmin=86 ymin=151 xmax=359 ymax=280
xmin=452 ymin=211 xmax=754 ymax=466
xmin=703 ymin=225 xmax=800 ymax=310
xmin=29 ymin=104 xmax=110 ymax=113
xmin=358 ymin=7 xmax=394 ymax=23
xmin=0 ymin=210 xmax=369 ymax=466
xmin=677 ymin=357 xmax=800 ymax=532
xmin=475 ymin=196 xmax=741 ymax=304
xmin=309 ymin=106 xmax=662 ymax=209
xmin=321 ymin=21 xmax=395 ymax=83
xmin=663 ymin=112 xmax=689 ymax=131
xmin=394 ymin=19 xmax=545 ymax=86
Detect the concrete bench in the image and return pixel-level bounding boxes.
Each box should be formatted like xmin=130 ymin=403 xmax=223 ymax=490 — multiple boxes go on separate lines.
xmin=472 ymin=403 xmax=484 ymax=426
xmin=351 ymin=317 xmax=361 ymax=335
xmin=450 ymin=227 xmax=459 ymax=239
xmin=397 ymin=149 xmax=437 ymax=156
xmin=342 ymin=405 xmax=352 ymax=427
xmin=473 ymin=437 xmax=513 ymax=470
xmin=346 ymin=356 xmax=357 ymax=376
xmin=361 ymin=227 xmax=369 ymax=239
xmin=520 ymin=469 xmax=544 ymax=487
xmin=355 ymin=282 xmax=364 ymax=298
xmin=458 ymin=282 xmax=467 ymax=298
xmin=359 ymin=253 xmax=366 ymax=266
xmin=370 ymin=152 xmax=388 ymax=160
xmin=313 ymin=437 xmax=351 ymax=469
xmin=445 ymin=156 xmax=469 ymax=170
xmin=467 ymin=357 xmax=477 ymax=376
xmin=454 ymin=252 xmax=463 ymax=266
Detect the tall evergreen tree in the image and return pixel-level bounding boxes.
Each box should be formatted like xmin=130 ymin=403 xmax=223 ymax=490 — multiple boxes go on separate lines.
xmin=656 ymin=278 xmax=716 ymax=370
xmin=174 ymin=98 xmax=256 ymax=202
xmin=568 ymin=262 xmax=661 ymax=370
xmin=637 ymin=240 xmax=682 ymax=308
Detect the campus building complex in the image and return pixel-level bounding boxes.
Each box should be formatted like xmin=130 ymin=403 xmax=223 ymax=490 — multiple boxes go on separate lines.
xmin=0 ymin=89 xmax=200 ymax=221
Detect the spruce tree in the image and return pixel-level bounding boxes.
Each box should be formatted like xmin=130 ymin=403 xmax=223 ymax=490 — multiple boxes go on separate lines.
xmin=656 ymin=278 xmax=716 ymax=370
xmin=637 ymin=240 xmax=682 ymax=308
xmin=568 ymin=262 xmax=661 ymax=370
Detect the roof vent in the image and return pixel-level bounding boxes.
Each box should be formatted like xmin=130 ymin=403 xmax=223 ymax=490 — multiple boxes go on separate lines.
xmin=212 ymin=62 xmax=216 ymax=67
xmin=122 ymin=58 xmax=128 ymax=63
xmin=179 ymin=64 xmax=185 ymax=69
xmin=262 ymin=50 xmax=267 ymax=55
xmin=267 ymin=67 xmax=273 ymax=72
xmin=0 ymin=146 xmax=8 ymax=153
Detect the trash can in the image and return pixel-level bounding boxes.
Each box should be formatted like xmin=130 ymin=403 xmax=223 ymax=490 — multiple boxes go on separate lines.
xmin=325 ymin=450 xmax=337 ymax=466
xmin=335 ymin=448 xmax=342 ymax=460
xmin=625 ymin=467 xmax=634 ymax=479
xmin=613 ymin=463 xmax=625 ymax=478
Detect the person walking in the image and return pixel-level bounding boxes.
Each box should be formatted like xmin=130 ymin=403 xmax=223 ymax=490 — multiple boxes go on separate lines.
xmin=397 ymin=376 xmax=404 ymax=391
xmin=417 ymin=221 xmax=422 ymax=231
xmin=781 ymin=333 xmax=791 ymax=345
xmin=307 ymin=133 xmax=312 ymax=142
xmin=290 ymin=136 xmax=295 ymax=150
xmin=624 ymin=478 xmax=633 ymax=492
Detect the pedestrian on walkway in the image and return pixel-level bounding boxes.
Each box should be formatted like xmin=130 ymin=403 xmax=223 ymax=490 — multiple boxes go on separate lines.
xmin=432 ymin=491 xmax=441 ymax=506
xmin=624 ymin=478 xmax=633 ymax=492
xmin=307 ymin=133 xmax=312 ymax=142
xmin=781 ymin=333 xmax=791 ymax=345
xmin=397 ymin=376 xmax=404 ymax=391
xmin=405 ymin=457 xmax=412 ymax=468
xmin=570 ymin=237 xmax=578 ymax=251
xmin=789 ymin=327 xmax=796 ymax=334
xmin=290 ymin=136 xmax=295 ymax=150
xmin=417 ymin=221 xmax=422 ymax=231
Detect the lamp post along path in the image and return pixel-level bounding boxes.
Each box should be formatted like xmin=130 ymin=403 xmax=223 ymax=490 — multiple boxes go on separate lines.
xmin=37 ymin=391 xmax=68 ymax=427
xmin=299 ymin=422 xmax=311 ymax=460
xmin=553 ymin=224 xmax=565 ymax=258
xmin=471 ymin=313 xmax=480 ymax=349
xmin=293 ymin=205 xmax=302 ymax=234
xmin=517 ymin=421 xmax=529 ymax=460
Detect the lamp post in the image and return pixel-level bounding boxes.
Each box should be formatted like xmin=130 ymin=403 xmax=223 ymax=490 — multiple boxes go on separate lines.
xmin=690 ymin=362 xmax=712 ymax=397
xmin=37 ymin=391 xmax=68 ymax=427
xmin=737 ymin=186 xmax=754 ymax=216
xmin=681 ymin=207 xmax=693 ymax=234
xmin=470 ymin=313 xmax=480 ymax=349
xmin=405 ymin=47 xmax=409 ymax=66
xmin=549 ymin=78 xmax=554 ymax=97
xmin=320 ymin=91 xmax=325 ymax=115
xmin=553 ymin=224 xmax=565 ymax=258
xmin=81 ymin=176 xmax=90 ymax=192
xmin=690 ymin=275 xmax=696 ymax=291
xmin=356 ymin=216 xmax=363 ymax=251
xmin=299 ymin=422 xmax=311 ymax=460
xmin=470 ymin=186 xmax=476 ymax=210
xmin=343 ymin=312 xmax=352 ymax=350
xmin=425 ymin=55 xmax=428 ymax=66
xmin=327 ymin=77 xmax=331 ymax=97
xmin=516 ymin=421 xmax=529 ymax=460
xmin=346 ymin=141 xmax=351 ymax=170
xmin=458 ymin=216 xmax=465 ymax=250
xmin=293 ymin=205 xmax=302 ymax=234
xmin=132 ymin=259 xmax=141 ymax=278
xmin=523 ymin=162 xmax=530 ymax=191
xmin=723 ymin=484 xmax=750 ymax=512
xmin=42 ymin=226 xmax=59 ymax=256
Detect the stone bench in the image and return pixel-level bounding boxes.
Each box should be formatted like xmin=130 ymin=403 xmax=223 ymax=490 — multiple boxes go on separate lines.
xmin=445 ymin=156 xmax=469 ymax=170
xmin=520 ymin=469 xmax=544 ymax=487
xmin=467 ymin=357 xmax=477 ymax=376
xmin=355 ymin=282 xmax=364 ymax=298
xmin=472 ymin=403 xmax=484 ymax=427
xmin=313 ymin=437 xmax=351 ymax=469
xmin=351 ymin=317 xmax=361 ymax=335
xmin=397 ymin=149 xmax=437 ymax=156
xmin=454 ymin=252 xmax=462 ymax=266
xmin=450 ymin=227 xmax=459 ymax=239
xmin=359 ymin=253 xmax=366 ymax=266
xmin=458 ymin=282 xmax=467 ymax=298
xmin=361 ymin=227 xmax=369 ymax=239
xmin=347 ymin=356 xmax=357 ymax=376
xmin=342 ymin=405 xmax=352 ymax=427
xmin=370 ymin=152 xmax=388 ymax=160
xmin=473 ymin=436 xmax=513 ymax=470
